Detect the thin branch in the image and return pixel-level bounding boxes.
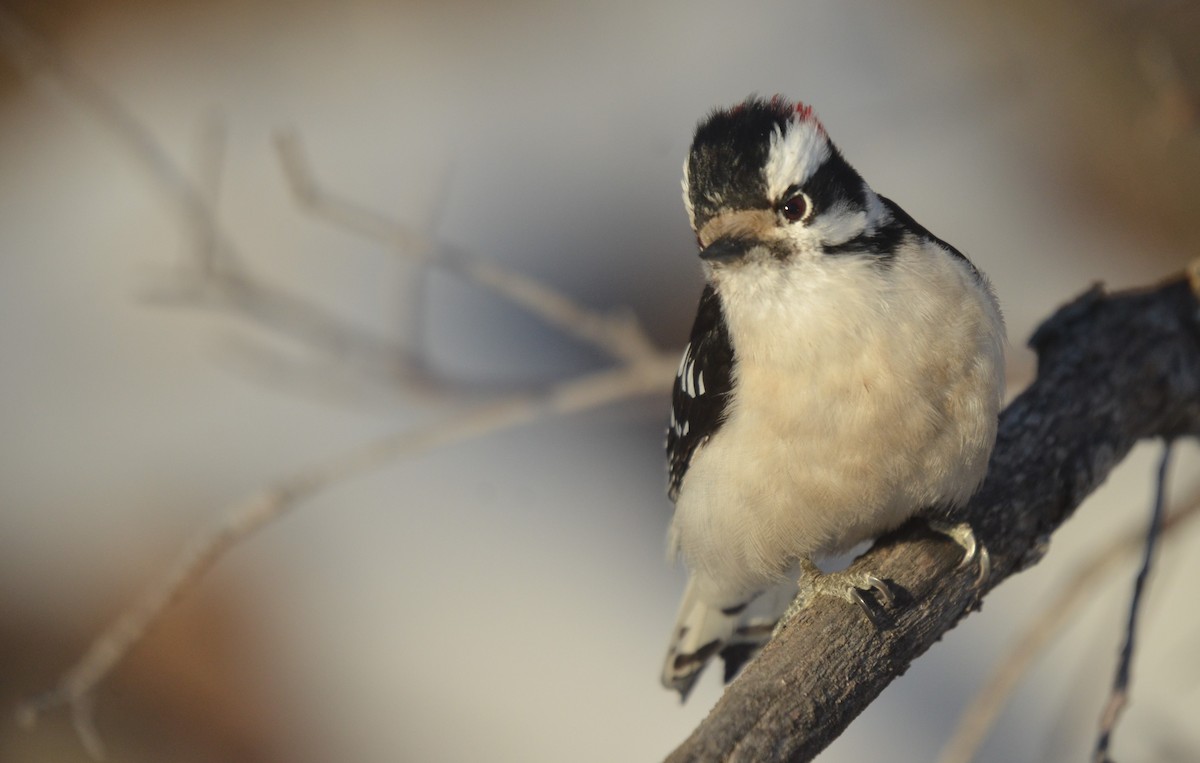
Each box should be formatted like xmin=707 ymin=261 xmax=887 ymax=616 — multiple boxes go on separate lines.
xmin=3 ymin=15 xmax=684 ymax=758
xmin=668 ymin=275 xmax=1200 ymax=762
xmin=0 ymin=7 xmax=663 ymax=386
xmin=1093 ymin=442 xmax=1175 ymax=761
xmin=0 ymin=7 xmax=234 ymax=270
xmin=937 ymin=474 xmax=1200 ymax=763
xmin=0 ymin=8 xmax=443 ymax=395
xmin=274 ymin=131 xmax=660 ymax=364
xmin=140 ymin=265 xmax=427 ymax=387
xmin=13 ymin=352 xmax=676 ymax=756
xmin=188 ymin=110 xmax=235 ymax=278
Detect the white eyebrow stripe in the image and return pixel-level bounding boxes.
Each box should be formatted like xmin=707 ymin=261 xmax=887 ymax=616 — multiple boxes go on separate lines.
xmin=764 ymin=119 xmax=830 ymax=201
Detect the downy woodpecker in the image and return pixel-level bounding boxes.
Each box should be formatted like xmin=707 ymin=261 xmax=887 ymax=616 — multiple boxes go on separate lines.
xmin=662 ymin=96 xmax=1005 ymax=699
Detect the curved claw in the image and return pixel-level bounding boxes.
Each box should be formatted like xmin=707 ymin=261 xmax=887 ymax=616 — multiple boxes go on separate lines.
xmin=955 ymin=531 xmax=979 ymax=568
xmin=864 ymin=574 xmax=894 ymax=606
xmin=973 ymin=545 xmax=991 ymax=587
xmin=847 ymin=587 xmax=885 ymax=629
xmin=789 ymin=561 xmax=894 ymax=629
xmin=931 ymin=520 xmax=991 ymax=587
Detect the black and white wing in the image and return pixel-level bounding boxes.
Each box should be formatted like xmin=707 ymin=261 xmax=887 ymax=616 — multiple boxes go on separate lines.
xmin=667 ymin=285 xmax=735 ymax=502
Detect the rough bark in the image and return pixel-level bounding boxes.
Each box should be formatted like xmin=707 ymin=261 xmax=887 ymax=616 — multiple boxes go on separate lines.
xmin=667 ymin=273 xmax=1200 ymax=763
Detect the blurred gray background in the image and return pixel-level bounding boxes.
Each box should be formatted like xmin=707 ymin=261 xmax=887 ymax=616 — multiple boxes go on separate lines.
xmin=2 ymin=1 xmax=1198 ymax=761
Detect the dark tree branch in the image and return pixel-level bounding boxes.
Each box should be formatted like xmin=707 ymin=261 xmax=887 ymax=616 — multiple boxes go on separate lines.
xmin=667 ymin=273 xmax=1200 ymax=763
xmin=1093 ymin=441 xmax=1174 ymax=761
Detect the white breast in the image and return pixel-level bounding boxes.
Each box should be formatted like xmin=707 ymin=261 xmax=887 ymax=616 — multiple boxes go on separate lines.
xmin=671 ymin=243 xmax=1004 ymax=607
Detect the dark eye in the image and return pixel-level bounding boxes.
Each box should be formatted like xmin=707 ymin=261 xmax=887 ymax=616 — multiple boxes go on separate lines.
xmin=780 ymin=192 xmax=812 ymax=223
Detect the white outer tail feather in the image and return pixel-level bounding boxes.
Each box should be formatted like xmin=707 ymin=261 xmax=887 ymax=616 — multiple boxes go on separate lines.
xmin=661 ymin=578 xmax=798 ymax=700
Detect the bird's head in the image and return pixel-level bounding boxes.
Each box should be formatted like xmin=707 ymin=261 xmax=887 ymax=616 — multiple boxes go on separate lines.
xmin=683 ymin=96 xmax=889 ymax=276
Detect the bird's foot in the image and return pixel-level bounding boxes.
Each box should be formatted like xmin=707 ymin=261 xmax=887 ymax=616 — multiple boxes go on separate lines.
xmin=774 ymin=559 xmax=893 ymax=634
xmin=928 ymin=520 xmax=991 ymax=586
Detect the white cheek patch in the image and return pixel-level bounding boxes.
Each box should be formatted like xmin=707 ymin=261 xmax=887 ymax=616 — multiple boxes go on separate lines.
xmin=764 ymin=118 xmax=830 ymax=201
xmin=811 ymin=200 xmax=868 ymax=247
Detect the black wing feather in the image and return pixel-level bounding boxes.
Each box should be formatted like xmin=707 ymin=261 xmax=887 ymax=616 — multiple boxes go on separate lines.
xmin=667 ymin=285 xmax=735 ymax=502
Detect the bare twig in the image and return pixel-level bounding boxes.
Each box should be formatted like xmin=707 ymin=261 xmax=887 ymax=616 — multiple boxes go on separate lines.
xmin=1093 ymin=443 xmax=1175 ymax=761
xmin=188 ymin=111 xmax=233 ymax=278
xmin=937 ymin=472 xmax=1200 ymax=763
xmin=13 ymin=353 xmax=674 ymax=755
xmin=274 ymin=132 xmax=660 ymax=364
xmin=0 ymin=8 xmax=441 ymax=394
xmin=1 ymin=12 xmax=684 ymax=757
xmin=0 ymin=8 xmax=217 ymax=251
xmin=141 ymin=264 xmax=426 ymax=385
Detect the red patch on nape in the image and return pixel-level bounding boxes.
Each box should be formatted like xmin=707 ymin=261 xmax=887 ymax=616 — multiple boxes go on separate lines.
xmin=793 ymin=101 xmax=826 ymax=135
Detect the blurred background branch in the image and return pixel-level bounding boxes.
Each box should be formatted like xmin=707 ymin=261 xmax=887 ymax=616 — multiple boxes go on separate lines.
xmin=2 ymin=9 xmax=678 ymax=756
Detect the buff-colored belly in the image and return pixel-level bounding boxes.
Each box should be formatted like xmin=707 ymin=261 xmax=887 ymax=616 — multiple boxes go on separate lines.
xmin=673 ymin=309 xmax=1000 ymax=606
